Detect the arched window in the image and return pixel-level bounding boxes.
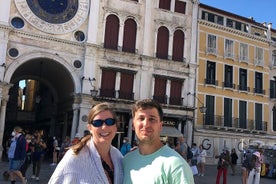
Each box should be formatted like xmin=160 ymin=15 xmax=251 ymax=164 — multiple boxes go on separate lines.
xmin=156 ymin=26 xmax=169 ymax=59
xmin=172 ymin=30 xmax=184 ymax=62
xmin=122 ymin=19 xmax=137 ymax=53
xmin=104 ymin=15 xmax=119 ymax=50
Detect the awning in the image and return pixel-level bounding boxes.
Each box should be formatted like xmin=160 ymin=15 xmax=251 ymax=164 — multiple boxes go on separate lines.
xmin=160 ymin=126 xmax=183 ymax=137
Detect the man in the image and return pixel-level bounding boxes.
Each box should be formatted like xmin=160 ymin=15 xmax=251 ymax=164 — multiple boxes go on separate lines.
xmin=8 ymin=126 xmax=27 ymax=184
xmin=123 ymin=99 xmax=194 ymax=184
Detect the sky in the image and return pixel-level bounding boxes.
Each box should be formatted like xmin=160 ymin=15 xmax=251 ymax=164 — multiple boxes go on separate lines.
xmin=200 ymin=0 xmax=276 ymax=29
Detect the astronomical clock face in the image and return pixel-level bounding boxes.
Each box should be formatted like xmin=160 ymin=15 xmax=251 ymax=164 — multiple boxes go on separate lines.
xmin=14 ymin=0 xmax=90 ymax=34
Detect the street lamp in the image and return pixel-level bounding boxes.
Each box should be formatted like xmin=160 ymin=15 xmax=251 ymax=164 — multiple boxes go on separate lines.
xmin=188 ymin=92 xmax=207 ymax=126
xmin=89 ymin=78 xmax=98 ymax=98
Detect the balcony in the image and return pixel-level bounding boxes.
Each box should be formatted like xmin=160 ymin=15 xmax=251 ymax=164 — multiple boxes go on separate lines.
xmin=99 ymin=89 xmax=116 ymax=98
xmin=118 ymin=91 xmax=134 ymax=100
xmin=202 ymin=115 xmax=267 ymax=133
xmin=205 ymin=78 xmax=218 ymax=86
xmin=169 ymin=97 xmax=183 ymax=106
xmin=153 ymin=95 xmax=167 ymax=104
xmin=254 ymin=88 xmax=265 ymax=95
xmin=222 ymin=82 xmax=235 ymax=89
xmin=238 ymin=85 xmax=250 ymax=92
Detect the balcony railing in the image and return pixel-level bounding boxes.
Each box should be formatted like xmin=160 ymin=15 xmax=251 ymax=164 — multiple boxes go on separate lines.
xmin=99 ymin=89 xmax=116 ymax=98
xmin=203 ymin=115 xmax=267 ymax=133
xmin=118 ymin=91 xmax=134 ymax=100
xmin=153 ymin=95 xmax=167 ymax=104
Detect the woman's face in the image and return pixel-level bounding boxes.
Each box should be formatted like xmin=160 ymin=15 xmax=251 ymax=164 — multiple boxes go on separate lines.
xmin=87 ymin=110 xmax=117 ymax=146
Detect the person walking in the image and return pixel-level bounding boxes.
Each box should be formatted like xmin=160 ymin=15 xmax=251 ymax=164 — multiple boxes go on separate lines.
xmin=198 ymin=144 xmax=207 ymax=176
xmin=247 ymin=151 xmax=263 ymax=184
xmin=123 ymin=99 xmax=194 ymax=184
xmin=230 ymin=148 xmax=238 ymax=176
xmin=120 ymin=137 xmax=131 ymax=156
xmin=49 ymin=102 xmax=123 ymax=184
xmin=50 ymin=136 xmax=59 ymax=166
xmin=8 ymin=126 xmax=27 ymax=184
xmin=20 ymin=133 xmax=32 ymax=179
xmin=31 ymin=130 xmax=47 ymax=181
xmin=215 ymin=148 xmax=230 ymax=184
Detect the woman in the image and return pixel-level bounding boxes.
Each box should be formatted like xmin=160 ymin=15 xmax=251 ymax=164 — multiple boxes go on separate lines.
xmin=230 ymin=148 xmax=238 ymax=176
xmin=215 ymin=148 xmax=230 ymax=184
xmin=197 ymin=144 xmax=207 ymax=176
xmin=49 ymin=102 xmax=123 ymax=184
xmin=31 ymin=130 xmax=47 ymax=181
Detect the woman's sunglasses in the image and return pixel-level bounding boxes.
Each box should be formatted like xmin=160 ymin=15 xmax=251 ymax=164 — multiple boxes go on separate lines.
xmin=90 ymin=118 xmax=116 ymax=127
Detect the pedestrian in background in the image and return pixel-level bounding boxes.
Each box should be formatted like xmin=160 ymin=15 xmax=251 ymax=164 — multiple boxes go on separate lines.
xmin=20 ymin=133 xmax=33 ymax=179
xmin=197 ymin=144 xmax=207 ymax=176
xmin=8 ymin=126 xmax=27 ymax=184
xmin=50 ymin=136 xmax=59 ymax=166
xmin=230 ymin=148 xmax=238 ymax=176
xmin=191 ymin=143 xmax=200 ymax=166
xmin=123 ymin=99 xmax=194 ymax=184
xmin=120 ymin=137 xmax=131 ymax=156
xmin=49 ymin=102 xmax=123 ymax=184
xmin=215 ymin=148 xmax=230 ymax=184
xmin=31 ymin=130 xmax=47 ymax=181
xmin=247 ymin=151 xmax=263 ymax=184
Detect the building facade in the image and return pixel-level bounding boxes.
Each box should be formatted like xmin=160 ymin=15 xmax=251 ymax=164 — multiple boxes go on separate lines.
xmin=196 ymin=4 xmax=276 ymax=164
xmin=0 ymin=0 xmax=199 ymax=159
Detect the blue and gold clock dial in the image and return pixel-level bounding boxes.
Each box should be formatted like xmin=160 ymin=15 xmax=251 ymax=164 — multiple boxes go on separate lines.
xmin=26 ymin=0 xmax=78 ymax=24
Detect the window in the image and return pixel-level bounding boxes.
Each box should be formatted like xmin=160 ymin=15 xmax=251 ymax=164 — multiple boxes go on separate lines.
xmin=225 ymin=39 xmax=234 ymax=59
xmin=255 ymin=47 xmax=263 ymax=66
xmin=153 ymin=76 xmax=167 ymax=104
xmin=122 ymin=19 xmax=137 ymax=53
xmin=207 ymin=34 xmax=217 ymax=54
xmin=239 ymin=68 xmax=248 ymax=91
xmin=159 ymin=0 xmax=171 ymax=11
xmin=239 ymin=43 xmax=248 ymax=62
xmin=206 ymin=61 xmax=216 ymax=85
xmin=273 ymin=106 xmax=276 ymax=131
xmin=175 ymin=0 xmax=186 ymax=14
xmin=104 ymin=15 xmax=119 ymax=50
xmin=255 ymin=72 xmax=263 ymax=94
xmin=119 ymin=72 xmax=134 ymax=100
xmin=169 ymin=79 xmax=183 ymax=105
xmin=224 ymin=98 xmax=232 ymax=127
xmin=205 ymin=95 xmax=215 ymax=126
xmin=100 ymin=69 xmax=116 ymax=98
xmin=172 ymin=30 xmax=184 ymax=62
xmin=226 ymin=19 xmax=234 ymax=28
xmin=255 ymin=103 xmax=262 ymax=130
xmin=270 ymin=79 xmax=276 ymax=98
xmin=272 ymin=50 xmax=276 ymax=67
xmin=239 ymin=100 xmax=247 ymax=129
xmin=156 ymin=26 xmax=169 ymax=59
xmin=224 ymin=65 xmax=233 ymax=88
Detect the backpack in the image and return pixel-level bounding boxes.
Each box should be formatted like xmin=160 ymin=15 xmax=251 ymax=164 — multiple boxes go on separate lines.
xmin=187 ymin=145 xmax=193 ymax=160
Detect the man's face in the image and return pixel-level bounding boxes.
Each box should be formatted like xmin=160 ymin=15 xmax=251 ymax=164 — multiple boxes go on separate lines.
xmin=132 ymin=107 xmax=162 ymax=145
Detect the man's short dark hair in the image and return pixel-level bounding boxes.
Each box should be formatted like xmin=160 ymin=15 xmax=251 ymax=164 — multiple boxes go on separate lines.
xmin=132 ymin=99 xmax=163 ymax=120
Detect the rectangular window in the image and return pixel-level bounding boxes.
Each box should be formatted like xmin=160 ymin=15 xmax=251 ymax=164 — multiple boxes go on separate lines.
xmin=100 ymin=69 xmax=116 ymax=98
xmin=226 ymin=19 xmax=234 ymax=28
xmin=255 ymin=72 xmax=263 ymax=94
xmin=217 ymin=15 xmax=224 ymax=25
xmin=272 ymin=50 xmax=276 ymax=66
xmin=224 ymin=98 xmax=232 ymax=127
xmin=225 ymin=39 xmax=234 ymax=59
xmin=239 ymin=101 xmax=247 ymax=129
xmin=255 ymin=47 xmax=264 ymax=66
xmin=169 ymin=79 xmax=183 ymax=105
xmin=205 ymin=95 xmax=215 ymax=126
xmin=239 ymin=43 xmax=248 ymax=62
xmin=224 ymin=65 xmax=233 ymax=88
xmin=119 ymin=72 xmax=134 ymax=100
xmin=273 ymin=106 xmax=276 ymax=131
xmin=239 ymin=68 xmax=248 ymax=91
xmin=153 ymin=76 xmax=167 ymax=104
xmin=206 ymin=61 xmax=216 ymax=85
xmin=255 ymin=103 xmax=262 ymax=130
xmin=159 ymin=0 xmax=171 ymax=11
xmin=207 ymin=34 xmax=217 ymax=54
xmin=270 ymin=80 xmax=276 ymax=98
xmin=174 ymin=1 xmax=186 ymax=14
